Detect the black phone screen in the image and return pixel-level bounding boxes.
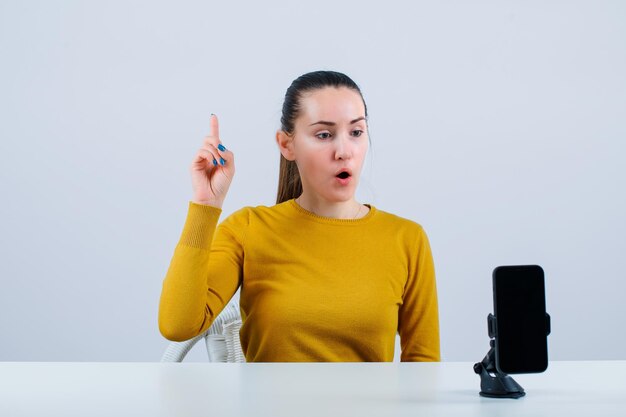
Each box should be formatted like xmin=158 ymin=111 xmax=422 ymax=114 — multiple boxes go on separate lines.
xmin=493 ymin=265 xmax=548 ymax=374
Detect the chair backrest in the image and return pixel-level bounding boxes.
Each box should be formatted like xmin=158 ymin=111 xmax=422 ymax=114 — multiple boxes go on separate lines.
xmin=161 ymin=297 xmax=245 ymax=362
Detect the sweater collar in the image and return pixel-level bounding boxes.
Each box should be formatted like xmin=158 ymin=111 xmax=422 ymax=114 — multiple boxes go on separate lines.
xmin=287 ymin=198 xmax=376 ymax=225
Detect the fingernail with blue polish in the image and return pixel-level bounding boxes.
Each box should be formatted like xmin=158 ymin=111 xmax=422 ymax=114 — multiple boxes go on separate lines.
xmin=212 ymin=158 xmax=218 ymax=166
xmin=218 ymin=144 xmax=226 ymax=151
xmin=220 ymin=158 xmax=225 ymax=165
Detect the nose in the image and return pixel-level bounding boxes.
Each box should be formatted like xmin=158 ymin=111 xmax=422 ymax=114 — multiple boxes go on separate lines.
xmin=334 ymin=132 xmax=353 ymax=160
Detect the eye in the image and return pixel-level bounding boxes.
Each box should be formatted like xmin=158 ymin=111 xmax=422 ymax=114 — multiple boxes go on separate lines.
xmin=352 ymin=130 xmax=364 ymax=137
xmin=316 ymin=132 xmax=331 ymax=140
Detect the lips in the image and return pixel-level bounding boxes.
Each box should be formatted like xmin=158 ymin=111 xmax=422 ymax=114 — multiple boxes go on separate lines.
xmin=334 ymin=168 xmax=353 ymax=179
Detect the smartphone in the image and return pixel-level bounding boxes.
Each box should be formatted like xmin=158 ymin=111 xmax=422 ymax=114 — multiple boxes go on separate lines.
xmin=493 ymin=265 xmax=549 ymax=374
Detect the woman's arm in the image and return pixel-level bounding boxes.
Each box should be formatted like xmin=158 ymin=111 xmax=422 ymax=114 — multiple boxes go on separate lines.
xmin=158 ymin=202 xmax=246 ymax=341
xmin=397 ymin=226 xmax=441 ymax=361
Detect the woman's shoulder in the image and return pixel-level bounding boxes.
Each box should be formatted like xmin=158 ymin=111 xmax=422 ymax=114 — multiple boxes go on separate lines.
xmin=219 ymin=200 xmax=289 ymax=224
xmin=371 ymin=206 xmax=432 ymax=249
xmin=374 ymin=206 xmax=427 ymax=231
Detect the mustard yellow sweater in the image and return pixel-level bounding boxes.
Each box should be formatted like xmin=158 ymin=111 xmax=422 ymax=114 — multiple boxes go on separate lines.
xmin=158 ymin=198 xmax=440 ymax=362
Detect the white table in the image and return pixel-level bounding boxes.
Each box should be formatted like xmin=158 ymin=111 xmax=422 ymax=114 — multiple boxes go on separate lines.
xmin=1 ymin=361 xmax=625 ymax=417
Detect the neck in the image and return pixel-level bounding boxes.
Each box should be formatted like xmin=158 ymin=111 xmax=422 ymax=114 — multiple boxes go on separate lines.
xmin=295 ymin=195 xmax=365 ymax=219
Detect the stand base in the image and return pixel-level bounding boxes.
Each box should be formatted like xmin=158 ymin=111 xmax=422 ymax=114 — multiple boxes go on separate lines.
xmin=474 ymin=362 xmax=526 ymax=399
xmin=479 ymin=391 xmax=525 ymax=399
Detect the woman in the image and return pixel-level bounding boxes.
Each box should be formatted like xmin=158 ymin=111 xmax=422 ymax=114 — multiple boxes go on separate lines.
xmin=158 ymin=70 xmax=440 ymax=362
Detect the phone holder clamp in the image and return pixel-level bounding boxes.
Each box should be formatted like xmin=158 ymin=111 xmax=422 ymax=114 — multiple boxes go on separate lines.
xmin=474 ymin=312 xmax=551 ymax=398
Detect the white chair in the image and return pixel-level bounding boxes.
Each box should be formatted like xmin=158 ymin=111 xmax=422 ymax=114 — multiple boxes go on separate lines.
xmin=161 ymin=297 xmax=245 ymax=362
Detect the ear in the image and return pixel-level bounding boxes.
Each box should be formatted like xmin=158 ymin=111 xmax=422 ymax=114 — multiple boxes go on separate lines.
xmin=276 ymin=130 xmax=296 ymax=161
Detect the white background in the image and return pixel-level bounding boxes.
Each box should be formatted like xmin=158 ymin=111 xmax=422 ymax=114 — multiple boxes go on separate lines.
xmin=1 ymin=0 xmax=624 ymax=362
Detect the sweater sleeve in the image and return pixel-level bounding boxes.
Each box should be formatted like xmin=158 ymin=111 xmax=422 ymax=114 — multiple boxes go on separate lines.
xmin=398 ymin=226 xmax=441 ymax=361
xmin=158 ymin=201 xmax=247 ymax=342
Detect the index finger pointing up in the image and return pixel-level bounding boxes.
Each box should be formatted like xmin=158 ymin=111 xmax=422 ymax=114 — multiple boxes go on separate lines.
xmin=210 ymin=113 xmax=220 ymax=139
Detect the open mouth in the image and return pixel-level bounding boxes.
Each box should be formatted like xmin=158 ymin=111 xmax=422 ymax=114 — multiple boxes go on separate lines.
xmin=336 ymin=172 xmax=351 ymax=179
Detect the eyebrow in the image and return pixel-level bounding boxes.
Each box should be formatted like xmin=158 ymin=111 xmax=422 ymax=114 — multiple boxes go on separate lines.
xmin=309 ymin=117 xmax=366 ymax=127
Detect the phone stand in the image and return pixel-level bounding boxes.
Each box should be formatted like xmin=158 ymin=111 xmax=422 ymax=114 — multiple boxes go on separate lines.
xmin=474 ymin=313 xmax=551 ymax=399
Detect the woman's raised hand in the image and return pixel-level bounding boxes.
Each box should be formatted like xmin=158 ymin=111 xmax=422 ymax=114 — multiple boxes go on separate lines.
xmin=189 ymin=114 xmax=235 ymax=208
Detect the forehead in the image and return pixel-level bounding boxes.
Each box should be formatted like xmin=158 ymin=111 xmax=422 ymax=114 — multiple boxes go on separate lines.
xmin=298 ymin=87 xmax=365 ymax=123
